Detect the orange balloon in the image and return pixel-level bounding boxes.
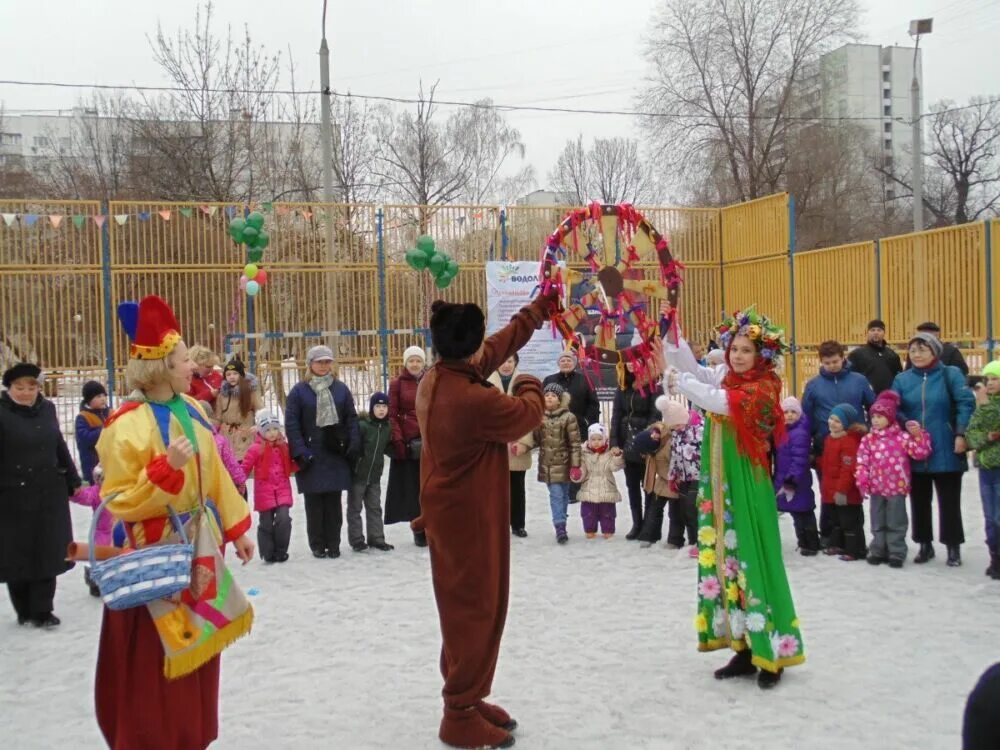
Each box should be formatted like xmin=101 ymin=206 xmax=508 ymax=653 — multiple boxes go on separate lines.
xmin=255 ymin=269 xmax=268 ymax=285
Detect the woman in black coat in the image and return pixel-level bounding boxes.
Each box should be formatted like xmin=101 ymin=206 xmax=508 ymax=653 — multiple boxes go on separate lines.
xmin=0 ymin=363 xmax=80 ymax=627
xmin=609 ymin=366 xmax=662 ymax=539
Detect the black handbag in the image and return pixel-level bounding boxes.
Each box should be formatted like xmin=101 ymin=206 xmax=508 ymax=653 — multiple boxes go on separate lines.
xmin=322 ymin=424 xmax=349 ymax=456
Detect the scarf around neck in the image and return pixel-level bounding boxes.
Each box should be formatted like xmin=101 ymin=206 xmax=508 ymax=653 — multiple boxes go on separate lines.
xmin=309 ymin=374 xmax=339 ymax=428
xmin=722 ymin=361 xmax=786 ymax=469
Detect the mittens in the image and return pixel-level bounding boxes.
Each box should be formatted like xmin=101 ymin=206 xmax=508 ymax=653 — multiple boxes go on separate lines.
xmin=569 ymin=467 xmax=583 ymax=483
xmin=834 ymin=492 xmax=848 ymax=506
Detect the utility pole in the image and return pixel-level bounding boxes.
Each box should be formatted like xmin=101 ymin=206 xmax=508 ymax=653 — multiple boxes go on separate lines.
xmin=320 ymin=0 xmax=337 ymax=333
xmin=909 ymin=18 xmax=933 ymax=232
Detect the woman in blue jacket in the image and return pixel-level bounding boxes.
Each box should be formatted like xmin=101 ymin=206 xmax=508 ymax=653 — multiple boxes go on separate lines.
xmin=892 ymin=332 xmax=976 ymax=567
xmin=285 ymin=345 xmax=361 ymax=559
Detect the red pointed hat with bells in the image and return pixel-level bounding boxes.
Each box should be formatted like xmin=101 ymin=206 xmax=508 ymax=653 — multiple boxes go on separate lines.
xmin=117 ymin=296 xmax=182 ymax=360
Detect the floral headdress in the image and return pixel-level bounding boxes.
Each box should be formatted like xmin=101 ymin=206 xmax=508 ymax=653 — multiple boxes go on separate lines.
xmin=716 ymin=305 xmax=789 ymax=362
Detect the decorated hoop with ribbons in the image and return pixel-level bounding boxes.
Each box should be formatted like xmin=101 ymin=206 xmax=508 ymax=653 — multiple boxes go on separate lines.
xmin=538 ymin=202 xmax=683 ymax=391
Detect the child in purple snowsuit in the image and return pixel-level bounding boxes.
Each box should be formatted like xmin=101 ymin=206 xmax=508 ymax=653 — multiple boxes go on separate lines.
xmin=773 ymin=397 xmax=820 ymax=556
xmin=70 ymin=464 xmax=114 ymax=596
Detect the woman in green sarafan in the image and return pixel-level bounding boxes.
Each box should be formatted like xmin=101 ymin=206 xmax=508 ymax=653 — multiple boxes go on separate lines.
xmin=662 ymin=306 xmax=804 ymax=689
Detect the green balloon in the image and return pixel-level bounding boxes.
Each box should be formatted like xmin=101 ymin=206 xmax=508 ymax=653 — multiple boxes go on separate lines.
xmin=417 ymin=235 xmax=435 ymax=255
xmin=247 ymin=247 xmax=264 ymax=263
xmin=246 ymin=211 xmax=265 ymax=231
xmin=256 ymin=230 xmax=269 ymax=250
xmin=242 ymin=226 xmax=259 ymax=245
xmin=429 ymin=253 xmax=447 ymax=277
xmin=434 ymin=274 xmax=452 ymax=289
xmin=405 ymin=248 xmax=429 ymax=270
xmin=229 ymin=217 xmax=246 ymax=237
xmin=445 ymin=259 xmax=459 ymax=276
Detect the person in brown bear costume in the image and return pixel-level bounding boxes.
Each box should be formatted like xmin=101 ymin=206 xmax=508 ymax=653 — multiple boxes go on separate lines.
xmin=412 ymin=290 xmax=555 ymax=749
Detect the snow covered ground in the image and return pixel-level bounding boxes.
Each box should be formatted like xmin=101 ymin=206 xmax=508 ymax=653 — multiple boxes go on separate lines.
xmin=2 ymin=465 xmax=997 ymax=750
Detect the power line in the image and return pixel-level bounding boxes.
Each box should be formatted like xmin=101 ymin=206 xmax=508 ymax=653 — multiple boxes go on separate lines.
xmin=0 ymin=77 xmax=996 ymax=123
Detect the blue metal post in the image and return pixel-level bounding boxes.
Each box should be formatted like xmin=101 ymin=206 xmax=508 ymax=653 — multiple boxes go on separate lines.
xmin=100 ymin=201 xmax=116 ymax=404
xmin=788 ymin=194 xmax=798 ymax=394
xmin=243 ymin=205 xmax=257 ymax=373
xmin=986 ymin=221 xmax=994 ymax=360
xmin=874 ymin=239 xmax=882 ymax=321
xmin=500 ymin=209 xmax=508 ymax=261
xmin=376 ymin=209 xmax=390 ymax=390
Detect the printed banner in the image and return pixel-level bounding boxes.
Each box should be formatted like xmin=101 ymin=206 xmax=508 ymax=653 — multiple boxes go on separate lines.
xmin=485 ymin=261 xmax=564 ymax=382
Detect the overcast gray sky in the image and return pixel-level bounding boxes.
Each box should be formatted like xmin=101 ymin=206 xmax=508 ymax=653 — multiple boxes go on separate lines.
xmin=1 ymin=0 xmax=997 ymax=195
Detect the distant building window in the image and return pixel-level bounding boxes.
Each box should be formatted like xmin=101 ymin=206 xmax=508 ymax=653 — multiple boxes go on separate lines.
xmin=884 ymin=105 xmax=891 ymax=116
xmin=33 ymin=136 xmax=50 ymax=147
xmin=884 ymin=122 xmax=892 ymax=133
xmin=59 ymin=137 xmax=71 ymax=148
xmin=886 ymin=188 xmax=895 ymax=200
xmin=0 ymin=132 xmax=21 ymax=146
xmin=883 ymin=71 xmax=890 ymax=82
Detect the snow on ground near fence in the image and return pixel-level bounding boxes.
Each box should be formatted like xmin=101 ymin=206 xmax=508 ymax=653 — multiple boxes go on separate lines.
xmin=1 ymin=466 xmax=996 ymax=749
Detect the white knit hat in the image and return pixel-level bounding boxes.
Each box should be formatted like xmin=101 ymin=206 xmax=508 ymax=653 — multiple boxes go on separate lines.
xmin=403 ymin=345 xmax=426 ymax=364
xmin=655 ymin=395 xmax=690 ymax=428
xmin=588 ymin=423 xmax=607 ymax=440
xmin=255 ymin=409 xmax=281 ymax=431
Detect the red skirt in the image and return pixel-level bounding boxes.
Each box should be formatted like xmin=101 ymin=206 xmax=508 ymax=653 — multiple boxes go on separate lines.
xmin=95 ymin=606 xmax=220 ymax=749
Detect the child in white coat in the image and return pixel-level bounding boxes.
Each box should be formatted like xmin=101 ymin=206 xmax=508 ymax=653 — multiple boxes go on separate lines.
xmin=573 ymin=424 xmax=625 ymax=538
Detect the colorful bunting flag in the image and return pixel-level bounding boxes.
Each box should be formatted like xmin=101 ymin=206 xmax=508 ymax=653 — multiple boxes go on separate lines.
xmin=71 ymin=215 xmax=85 ymax=229
xmin=93 ymin=215 xmax=106 ymax=228
xmin=23 ymin=214 xmax=38 ymax=227
xmin=208 ymin=206 xmax=218 ymax=217
xmin=179 ymin=207 xmax=193 ymax=218
xmin=261 ymin=202 xmax=273 ymax=212
xmin=114 ymin=215 xmax=129 ymax=226
xmin=158 ymin=210 xmax=171 ymax=222
xmin=2 ymin=213 xmax=16 ymax=227
xmin=138 ymin=212 xmax=151 ymax=221
xmin=225 ymin=207 xmax=237 ymax=218
xmin=49 ymin=215 xmax=63 ymax=229
xmin=277 ymin=206 xmax=290 ymax=215
xmin=301 ymin=210 xmax=313 ymax=220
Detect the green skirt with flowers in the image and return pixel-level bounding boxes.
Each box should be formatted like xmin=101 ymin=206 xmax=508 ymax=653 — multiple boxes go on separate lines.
xmin=694 ymin=414 xmax=805 ymax=672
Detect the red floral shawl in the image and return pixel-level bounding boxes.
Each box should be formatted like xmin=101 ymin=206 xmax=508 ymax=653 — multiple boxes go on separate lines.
xmin=722 ymin=356 xmax=787 ymax=469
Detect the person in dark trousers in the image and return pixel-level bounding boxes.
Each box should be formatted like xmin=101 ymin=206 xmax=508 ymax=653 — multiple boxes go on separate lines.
xmin=543 ymin=350 xmax=599 ymax=504
xmin=75 ymin=380 xmax=109 ymax=484
xmin=488 ymin=354 xmax=533 ymax=537
xmin=609 ymin=363 xmax=661 ymax=539
xmin=892 ymin=332 xmax=976 ymax=567
xmin=905 ymin=321 xmax=969 ymax=375
xmin=801 ymin=339 xmax=875 ymax=547
xmin=349 ymin=392 xmax=394 ymax=552
xmin=847 ymin=319 xmax=902 ymax=394
xmin=0 ymin=363 xmax=80 ymax=628
xmin=285 ymin=345 xmax=361 ymax=559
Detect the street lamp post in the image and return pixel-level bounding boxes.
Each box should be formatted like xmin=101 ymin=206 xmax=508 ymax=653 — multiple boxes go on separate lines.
xmin=320 ymin=0 xmax=337 ymax=335
xmin=909 ymin=18 xmax=933 ymax=232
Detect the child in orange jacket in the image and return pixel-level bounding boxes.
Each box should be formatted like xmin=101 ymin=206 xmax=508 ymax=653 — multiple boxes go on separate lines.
xmin=819 ymin=403 xmax=868 ymax=561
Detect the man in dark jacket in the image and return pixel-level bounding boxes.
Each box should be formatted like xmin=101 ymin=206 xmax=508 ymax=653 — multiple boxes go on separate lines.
xmin=801 ymin=340 xmax=875 ymax=548
xmin=905 ymin=321 xmax=968 ymax=375
xmin=544 ymin=350 xmax=599 ymax=503
xmin=847 ymin=319 xmax=902 ymax=394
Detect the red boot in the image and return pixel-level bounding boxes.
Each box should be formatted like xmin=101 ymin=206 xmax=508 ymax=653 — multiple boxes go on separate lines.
xmin=439 ymin=706 xmax=514 ymax=749
xmin=476 ymin=700 xmax=518 ymax=731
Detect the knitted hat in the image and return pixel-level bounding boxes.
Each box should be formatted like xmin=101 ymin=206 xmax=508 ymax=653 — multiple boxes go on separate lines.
xmin=403 ymin=345 xmax=426 ymax=365
xmin=306 ymin=345 xmax=335 ymax=365
xmin=224 ymin=358 xmax=246 ymax=378
xmin=867 ymin=319 xmax=887 ymax=331
xmin=656 ymin=395 xmax=690 ymax=428
xmin=909 ymin=332 xmax=943 ymax=358
xmin=430 ymin=301 xmax=486 ymax=360
xmin=588 ymin=423 xmax=607 ymax=441
xmin=255 ymin=410 xmax=281 ymax=431
xmin=117 ymin=296 xmax=181 ymax=360
xmin=82 ymin=380 xmax=107 ymax=403
xmin=829 ymin=403 xmax=861 ymax=428
xmin=870 ymin=390 xmax=901 ymax=422
xmin=557 ymin=350 xmax=578 ymax=367
xmin=781 ymin=396 xmax=802 ymax=415
xmin=369 ymin=391 xmax=389 ymax=412
xmin=631 ymin=426 xmax=662 ymax=455
xmin=543 ymin=382 xmax=565 ymax=398
xmin=983 ymin=361 xmax=1000 ymax=379
xmin=2 ymin=362 xmax=41 ymax=388
xmin=916 ymin=321 xmax=942 ymax=333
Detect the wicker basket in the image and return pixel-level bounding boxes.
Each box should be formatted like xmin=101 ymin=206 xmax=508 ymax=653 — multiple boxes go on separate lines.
xmin=88 ymin=494 xmax=194 ymax=611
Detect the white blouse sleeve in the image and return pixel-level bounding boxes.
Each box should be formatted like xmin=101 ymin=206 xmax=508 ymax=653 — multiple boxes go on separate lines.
xmin=675 ymin=373 xmax=730 ymax=416
xmin=663 ymin=335 xmax=724 ymax=386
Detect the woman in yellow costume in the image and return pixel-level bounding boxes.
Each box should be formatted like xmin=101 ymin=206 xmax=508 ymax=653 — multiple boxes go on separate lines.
xmin=94 ymin=295 xmax=255 ymax=749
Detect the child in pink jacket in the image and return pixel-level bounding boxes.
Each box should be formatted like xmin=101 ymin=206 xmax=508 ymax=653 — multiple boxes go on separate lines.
xmin=241 ymin=411 xmax=297 ymax=563
xmin=855 ymin=390 xmax=932 ymax=568
xmin=70 ymin=464 xmax=114 ymax=597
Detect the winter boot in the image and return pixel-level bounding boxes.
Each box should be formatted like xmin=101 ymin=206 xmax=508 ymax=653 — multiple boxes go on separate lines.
xmin=476 ymin=700 xmax=518 ymax=732
xmin=988 ymin=549 xmax=1000 ymax=579
xmin=369 ymin=541 xmax=395 ymax=551
xmin=757 ymin=667 xmax=783 ymax=690
xmin=602 ymin=533 xmax=614 ymax=540
xmin=439 ymin=706 xmax=515 ymax=749
xmin=800 ymin=529 xmax=820 ymax=557
xmin=512 ymin=528 xmax=528 ymax=538
xmin=625 ymin=524 xmax=642 ymax=541
xmin=867 ymin=554 xmax=888 ymax=565
xmin=585 ymin=532 xmax=597 ymax=539
xmin=713 ymin=648 xmax=757 ymax=680
xmin=914 ymin=542 xmax=935 ymax=564
xmin=555 ymin=523 xmax=568 ymax=545
xmin=946 ymin=545 xmax=962 ymax=567
xmin=413 ymin=530 xmax=428 ymax=548
xmin=351 ymin=541 xmax=369 ymax=552
xmin=84 ymin=566 xmax=101 ymax=597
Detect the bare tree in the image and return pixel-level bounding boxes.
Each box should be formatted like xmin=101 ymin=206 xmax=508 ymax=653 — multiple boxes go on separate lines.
xmin=450 ymin=101 xmax=533 ymax=204
xmin=550 ymin=135 xmax=653 ymax=204
xmin=875 ymin=97 xmax=1000 ymax=226
xmin=640 ymin=0 xmax=859 ymax=202
xmin=332 ymin=93 xmax=382 ymax=206
xmin=372 ymin=81 xmax=476 ymax=230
